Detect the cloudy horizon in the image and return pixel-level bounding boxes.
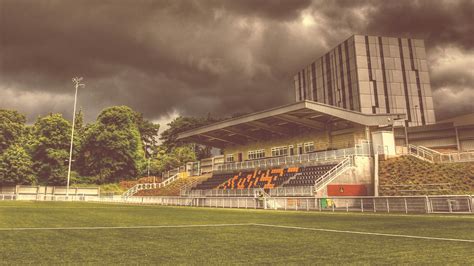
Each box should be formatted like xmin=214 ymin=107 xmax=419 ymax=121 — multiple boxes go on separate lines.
xmin=1 ymin=0 xmax=473 ymax=125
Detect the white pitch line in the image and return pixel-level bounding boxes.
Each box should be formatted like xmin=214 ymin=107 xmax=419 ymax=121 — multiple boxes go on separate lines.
xmin=0 ymin=223 xmax=253 ymax=231
xmin=253 ymin=223 xmax=474 ymax=243
xmin=2 ymin=223 xmax=473 ymax=243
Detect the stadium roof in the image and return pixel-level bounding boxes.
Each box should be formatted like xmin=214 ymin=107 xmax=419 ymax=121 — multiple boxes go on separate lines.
xmin=438 ymin=113 xmax=474 ymax=127
xmin=177 ymin=100 xmax=405 ymax=148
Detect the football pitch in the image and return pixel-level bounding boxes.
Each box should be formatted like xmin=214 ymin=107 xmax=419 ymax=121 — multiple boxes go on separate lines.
xmin=0 ymin=201 xmax=473 ymax=264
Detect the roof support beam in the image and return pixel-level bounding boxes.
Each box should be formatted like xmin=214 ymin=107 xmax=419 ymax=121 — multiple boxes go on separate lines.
xmin=187 ymin=135 xmax=226 ymax=149
xmin=248 ymin=121 xmax=290 ymax=136
xmin=221 ymin=127 xmax=260 ymax=141
xmin=199 ymin=133 xmax=246 ymax=146
xmin=276 ymin=114 xmax=326 ymax=130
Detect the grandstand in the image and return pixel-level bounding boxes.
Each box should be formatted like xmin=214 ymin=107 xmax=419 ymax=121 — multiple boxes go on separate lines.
xmin=194 ymin=164 xmax=338 ymax=191
xmin=121 ymin=103 xmax=473 ymax=200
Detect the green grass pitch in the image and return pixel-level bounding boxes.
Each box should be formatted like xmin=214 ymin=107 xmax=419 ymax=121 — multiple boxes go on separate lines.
xmin=0 ymin=201 xmax=473 ymax=264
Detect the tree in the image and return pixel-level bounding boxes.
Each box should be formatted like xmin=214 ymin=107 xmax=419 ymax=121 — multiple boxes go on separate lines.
xmin=135 ymin=112 xmax=160 ymax=157
xmin=0 ymin=109 xmax=26 ymax=154
xmin=159 ymin=116 xmax=217 ymax=160
xmin=0 ymin=144 xmax=36 ymax=185
xmin=151 ymin=146 xmax=196 ymax=175
xmin=30 ymin=113 xmax=71 ymax=185
xmin=74 ymin=109 xmax=84 ymax=135
xmin=77 ymin=106 xmax=145 ymax=183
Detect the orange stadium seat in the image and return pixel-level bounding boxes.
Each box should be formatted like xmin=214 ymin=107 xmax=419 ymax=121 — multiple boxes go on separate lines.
xmin=192 ymin=163 xmax=337 ymax=191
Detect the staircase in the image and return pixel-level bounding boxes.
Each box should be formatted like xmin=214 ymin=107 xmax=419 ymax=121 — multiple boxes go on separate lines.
xmin=179 ymin=174 xmax=212 ymax=196
xmin=280 ymin=172 xmax=302 ymax=187
xmin=408 ymin=144 xmax=437 ymax=163
xmin=313 ymin=156 xmax=354 ymax=192
xmin=122 ymin=173 xmax=180 ymax=198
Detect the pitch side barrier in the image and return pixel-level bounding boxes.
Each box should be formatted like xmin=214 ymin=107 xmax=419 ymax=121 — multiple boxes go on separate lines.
xmin=2 ymin=194 xmax=472 ymax=214
xmin=184 ymin=187 xmax=315 ymax=197
xmin=117 ymin=195 xmax=473 ymax=214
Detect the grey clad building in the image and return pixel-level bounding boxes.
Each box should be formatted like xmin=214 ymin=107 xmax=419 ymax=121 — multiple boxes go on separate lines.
xmin=293 ymin=35 xmax=436 ymax=127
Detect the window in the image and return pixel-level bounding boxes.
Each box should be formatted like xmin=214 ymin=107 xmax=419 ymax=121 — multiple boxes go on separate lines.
xmin=271 ymin=146 xmax=288 ymax=157
xmin=289 ymin=145 xmax=295 ymax=155
xmin=226 ymin=154 xmax=234 ymax=162
xmin=248 ymin=149 xmax=265 ymax=160
xmin=304 ymin=142 xmax=315 ymax=153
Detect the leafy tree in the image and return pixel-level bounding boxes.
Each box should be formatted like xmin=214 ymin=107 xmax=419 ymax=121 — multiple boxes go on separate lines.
xmin=74 ymin=109 xmax=84 ymax=135
xmin=0 ymin=109 xmax=26 ymax=154
xmin=77 ymin=106 xmax=145 ymax=183
xmin=160 ymin=116 xmax=217 ymax=160
xmin=30 ymin=114 xmax=71 ymax=185
xmin=135 ymin=112 xmax=160 ymax=157
xmin=0 ymin=144 xmax=36 ymax=185
xmin=151 ymin=146 xmax=196 ymax=175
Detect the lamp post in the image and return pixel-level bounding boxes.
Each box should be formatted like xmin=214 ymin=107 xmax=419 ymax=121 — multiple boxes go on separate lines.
xmin=66 ymin=77 xmax=85 ymax=199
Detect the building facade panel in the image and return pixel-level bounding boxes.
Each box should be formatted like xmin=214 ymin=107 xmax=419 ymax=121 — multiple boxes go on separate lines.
xmin=293 ymin=34 xmax=436 ymax=126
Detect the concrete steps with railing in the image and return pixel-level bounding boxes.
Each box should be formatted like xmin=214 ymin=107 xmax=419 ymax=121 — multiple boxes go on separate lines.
xmin=179 ymin=174 xmax=212 ymax=196
xmin=134 ymin=174 xmax=213 ymax=197
xmin=279 ymin=172 xmax=302 ymax=187
xmin=407 ymin=144 xmax=438 ymax=163
xmin=122 ymin=170 xmax=181 ymax=198
xmin=313 ymin=156 xmax=354 ymax=192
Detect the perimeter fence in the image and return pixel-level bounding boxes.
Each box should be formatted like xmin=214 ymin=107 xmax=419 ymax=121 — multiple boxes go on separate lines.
xmin=1 ymin=194 xmax=472 ymax=214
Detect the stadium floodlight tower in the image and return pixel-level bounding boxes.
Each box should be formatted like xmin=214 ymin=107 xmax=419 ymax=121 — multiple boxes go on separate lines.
xmin=66 ymin=77 xmax=85 ymax=199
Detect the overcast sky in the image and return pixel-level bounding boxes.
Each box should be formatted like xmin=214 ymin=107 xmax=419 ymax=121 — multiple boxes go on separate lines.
xmin=1 ymin=0 xmax=473 ymax=127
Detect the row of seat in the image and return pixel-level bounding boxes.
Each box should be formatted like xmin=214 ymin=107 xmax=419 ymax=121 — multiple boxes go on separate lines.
xmin=194 ymin=171 xmax=254 ymax=190
xmin=192 ymin=163 xmax=337 ymax=190
xmin=283 ymin=163 xmax=337 ymax=187
xmin=218 ymin=168 xmax=298 ymax=189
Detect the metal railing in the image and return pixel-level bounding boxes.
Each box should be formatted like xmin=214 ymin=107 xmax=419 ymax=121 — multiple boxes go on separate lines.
xmin=183 ymin=186 xmax=315 ymax=197
xmin=3 ymin=194 xmax=471 ymax=214
xmin=314 ymin=156 xmax=354 ymax=191
xmin=408 ymin=144 xmax=437 ymax=162
xmin=408 ymin=144 xmax=474 ymax=163
xmin=115 ymin=195 xmax=474 ymax=214
xmin=162 ymin=167 xmax=182 ymax=179
xmin=268 ymin=186 xmax=314 ymax=197
xmin=216 ymin=144 xmax=371 ymax=172
xmin=435 ymin=151 xmax=474 ymax=163
xmin=122 ymin=172 xmax=181 ymax=198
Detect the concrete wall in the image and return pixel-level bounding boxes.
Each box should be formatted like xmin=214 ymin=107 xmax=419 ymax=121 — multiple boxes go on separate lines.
xmin=317 ymin=156 xmax=374 ymax=197
xmin=0 ymin=185 xmax=100 ymax=196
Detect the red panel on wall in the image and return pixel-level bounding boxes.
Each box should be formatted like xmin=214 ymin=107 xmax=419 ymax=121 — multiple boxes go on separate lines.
xmin=327 ymin=184 xmax=368 ymax=196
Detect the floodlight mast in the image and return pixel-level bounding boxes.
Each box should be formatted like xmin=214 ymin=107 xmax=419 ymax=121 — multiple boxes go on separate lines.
xmin=66 ymin=77 xmax=85 ymax=199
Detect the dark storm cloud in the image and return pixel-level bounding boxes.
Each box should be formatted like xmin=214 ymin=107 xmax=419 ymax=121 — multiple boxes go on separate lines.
xmin=0 ymin=0 xmax=472 ymax=123
xmin=363 ymin=0 xmax=474 ymax=50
